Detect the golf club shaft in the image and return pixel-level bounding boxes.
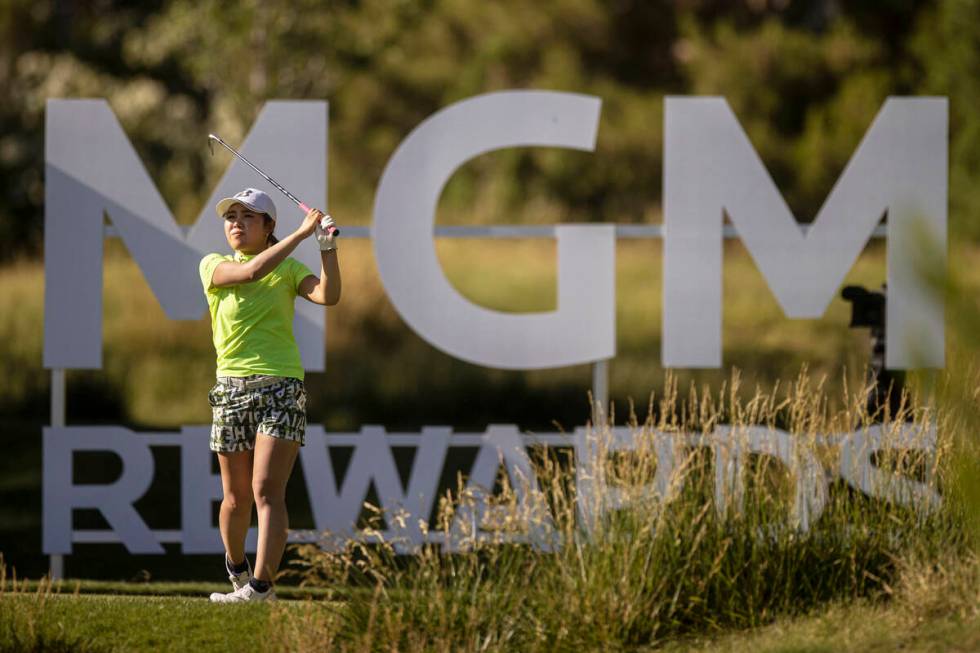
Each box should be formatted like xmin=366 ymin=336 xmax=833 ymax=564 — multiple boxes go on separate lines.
xmin=208 ymin=134 xmax=339 ymax=236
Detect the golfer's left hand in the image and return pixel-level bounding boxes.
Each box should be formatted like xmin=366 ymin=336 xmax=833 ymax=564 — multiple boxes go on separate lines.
xmin=315 ymin=215 xmax=338 ymax=251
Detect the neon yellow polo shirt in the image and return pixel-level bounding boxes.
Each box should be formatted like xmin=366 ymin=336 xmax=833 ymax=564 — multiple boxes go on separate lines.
xmin=199 ymin=252 xmax=314 ymax=380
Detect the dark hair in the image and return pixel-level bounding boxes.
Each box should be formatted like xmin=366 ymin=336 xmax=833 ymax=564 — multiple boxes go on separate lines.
xmin=263 ymin=214 xmax=278 ymax=245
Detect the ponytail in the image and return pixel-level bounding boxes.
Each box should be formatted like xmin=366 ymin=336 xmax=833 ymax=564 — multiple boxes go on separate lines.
xmin=264 ymin=213 xmax=278 ymax=246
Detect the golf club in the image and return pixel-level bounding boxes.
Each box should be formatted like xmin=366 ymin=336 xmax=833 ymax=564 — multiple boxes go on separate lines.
xmin=208 ymin=133 xmax=339 ymax=236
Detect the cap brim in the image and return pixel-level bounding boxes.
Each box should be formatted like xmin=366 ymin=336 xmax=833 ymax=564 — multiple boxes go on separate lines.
xmin=215 ymin=197 xmax=274 ymax=220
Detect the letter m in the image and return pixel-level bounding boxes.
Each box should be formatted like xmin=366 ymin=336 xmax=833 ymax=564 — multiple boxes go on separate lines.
xmin=44 ymin=100 xmax=328 ymax=370
xmin=663 ymin=97 xmax=946 ymax=369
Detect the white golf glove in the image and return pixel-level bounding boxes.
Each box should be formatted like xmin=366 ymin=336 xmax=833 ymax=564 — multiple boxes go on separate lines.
xmin=315 ymin=214 xmax=338 ymax=251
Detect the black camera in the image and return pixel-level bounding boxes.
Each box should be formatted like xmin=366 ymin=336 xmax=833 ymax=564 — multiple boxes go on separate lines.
xmin=840 ymin=284 xmax=907 ymax=421
xmin=840 ymin=285 xmax=885 ymax=330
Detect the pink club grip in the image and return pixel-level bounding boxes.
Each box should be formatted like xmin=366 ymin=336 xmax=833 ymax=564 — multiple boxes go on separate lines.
xmin=299 ymin=202 xmax=339 ymax=236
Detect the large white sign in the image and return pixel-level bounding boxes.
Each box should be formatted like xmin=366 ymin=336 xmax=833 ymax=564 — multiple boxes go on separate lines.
xmin=41 ymin=91 xmax=948 ymax=556
xmin=663 ymin=97 xmax=946 ymax=368
xmin=43 ymin=423 xmax=939 ymax=554
xmin=373 ymin=92 xmax=615 ymax=368
xmin=44 ymin=92 xmax=947 ymax=372
xmin=44 ymin=100 xmax=327 ymax=370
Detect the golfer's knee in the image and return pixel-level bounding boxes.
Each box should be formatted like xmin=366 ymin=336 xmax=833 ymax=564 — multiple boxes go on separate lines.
xmin=252 ymin=479 xmax=285 ymax=509
xmin=222 ymin=489 xmax=253 ymax=514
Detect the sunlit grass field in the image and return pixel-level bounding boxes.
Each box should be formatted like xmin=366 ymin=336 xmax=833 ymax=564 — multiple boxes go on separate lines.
xmin=2 ymin=368 xmax=977 ymax=650
xmin=2 ymin=240 xmax=979 ymax=650
xmin=2 ymin=558 xmax=977 ymax=653
xmin=3 ymin=237 xmax=957 ymax=429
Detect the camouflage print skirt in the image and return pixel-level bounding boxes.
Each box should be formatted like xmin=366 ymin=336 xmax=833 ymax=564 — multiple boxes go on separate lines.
xmin=208 ymin=376 xmax=307 ymax=453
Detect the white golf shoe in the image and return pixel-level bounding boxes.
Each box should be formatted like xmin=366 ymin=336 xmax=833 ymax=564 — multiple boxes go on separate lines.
xmin=209 ymin=582 xmax=276 ymax=603
xmin=225 ymin=556 xmax=252 ymax=591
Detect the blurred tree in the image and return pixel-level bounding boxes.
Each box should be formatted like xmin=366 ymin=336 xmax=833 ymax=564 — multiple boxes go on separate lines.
xmin=129 ymin=0 xmax=674 ymax=224
xmin=3 ymin=0 xmax=976 ymax=264
xmin=912 ymin=0 xmax=980 ymax=241
xmin=678 ymin=15 xmax=899 ymax=222
xmin=0 ymin=0 xmax=209 ymax=255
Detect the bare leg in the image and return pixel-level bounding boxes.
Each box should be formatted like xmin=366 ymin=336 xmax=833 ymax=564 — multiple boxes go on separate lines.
xmin=217 ymin=449 xmax=255 ymax=566
xmin=252 ymin=433 xmax=300 ymax=582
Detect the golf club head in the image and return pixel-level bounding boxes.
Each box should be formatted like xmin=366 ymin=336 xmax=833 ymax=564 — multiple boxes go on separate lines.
xmin=207 ymin=134 xmax=218 ymax=156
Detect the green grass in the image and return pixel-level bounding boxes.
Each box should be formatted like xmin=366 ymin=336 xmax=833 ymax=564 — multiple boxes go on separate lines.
xmin=658 ymin=554 xmax=980 ymax=653
xmin=0 ymin=593 xmax=271 ymax=653
xmin=12 ymin=578 xmax=332 ymax=600
xmin=1 ymin=556 xmax=974 ymax=653
xmin=4 ymin=594 xmax=975 ymax=653
xmin=659 ymin=601 xmax=980 ymax=653
xmin=2 ymin=366 xmax=977 ymax=650
xmin=2 ymin=240 xmax=978 ymax=650
xmin=0 ymin=571 xmax=344 ymax=653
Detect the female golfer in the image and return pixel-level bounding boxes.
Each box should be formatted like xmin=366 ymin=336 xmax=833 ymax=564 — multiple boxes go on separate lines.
xmin=199 ymin=188 xmax=340 ymax=602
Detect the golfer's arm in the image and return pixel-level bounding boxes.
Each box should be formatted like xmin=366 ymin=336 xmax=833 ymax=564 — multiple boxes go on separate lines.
xmin=211 ymin=232 xmax=305 ymax=287
xmin=298 ymin=251 xmax=341 ymax=306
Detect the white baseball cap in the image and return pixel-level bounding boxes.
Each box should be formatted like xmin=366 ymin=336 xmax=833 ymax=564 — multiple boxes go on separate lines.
xmin=215 ymin=188 xmax=277 ymax=221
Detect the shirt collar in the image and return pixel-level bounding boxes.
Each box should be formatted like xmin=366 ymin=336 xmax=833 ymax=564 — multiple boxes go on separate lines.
xmin=234 ymin=251 xmax=256 ymax=263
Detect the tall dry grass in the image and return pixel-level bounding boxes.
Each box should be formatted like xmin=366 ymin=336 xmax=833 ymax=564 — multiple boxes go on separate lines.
xmin=267 ymin=369 xmax=969 ymax=651
xmin=0 ymin=556 xmax=91 ymax=652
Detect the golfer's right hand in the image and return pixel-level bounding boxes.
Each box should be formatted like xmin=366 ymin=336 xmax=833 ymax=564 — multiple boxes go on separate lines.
xmin=298 ymin=207 xmax=324 ymax=237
